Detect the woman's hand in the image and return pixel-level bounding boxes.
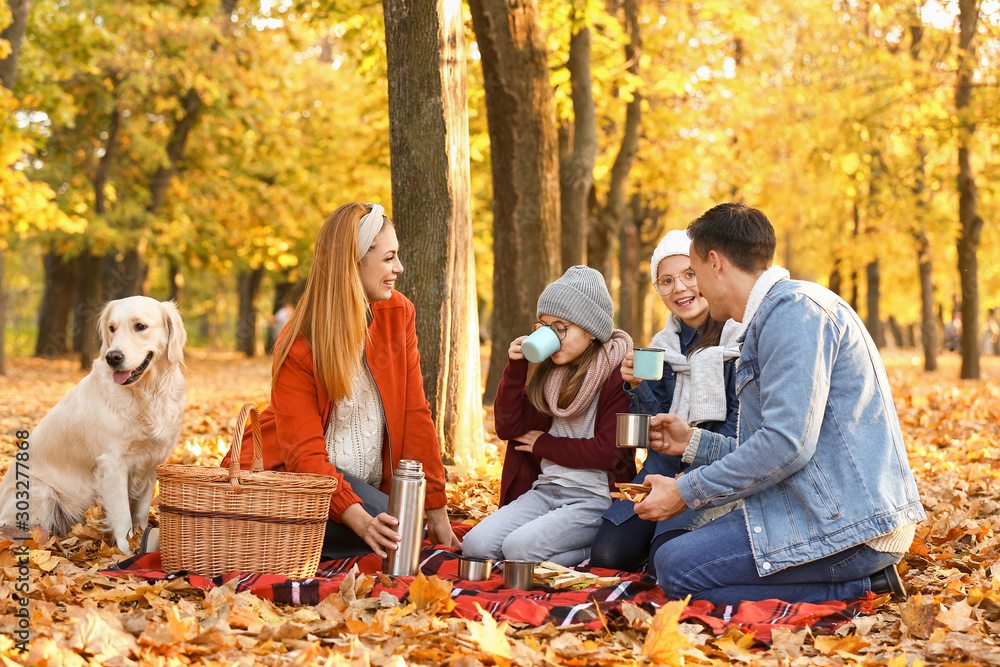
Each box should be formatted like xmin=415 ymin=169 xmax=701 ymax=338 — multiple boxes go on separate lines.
xmin=648 ymin=413 xmax=693 ymax=456
xmin=426 ymin=506 xmax=461 ymax=548
xmin=341 ymin=503 xmax=400 ymax=559
xmin=513 ymin=429 xmax=544 ymax=453
xmin=508 ymin=335 xmax=529 ymax=361
xmin=620 ymin=351 xmax=641 ymax=388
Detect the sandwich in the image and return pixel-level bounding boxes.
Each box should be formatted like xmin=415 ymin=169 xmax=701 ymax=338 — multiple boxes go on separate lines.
xmin=611 ymin=482 xmax=651 ymax=502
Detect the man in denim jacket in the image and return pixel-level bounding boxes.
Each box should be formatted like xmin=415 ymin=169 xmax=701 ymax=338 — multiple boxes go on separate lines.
xmin=638 ymin=203 xmax=924 ymax=605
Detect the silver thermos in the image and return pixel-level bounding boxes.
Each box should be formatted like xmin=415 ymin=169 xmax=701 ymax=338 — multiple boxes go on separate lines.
xmin=382 ymin=459 xmax=426 ymax=576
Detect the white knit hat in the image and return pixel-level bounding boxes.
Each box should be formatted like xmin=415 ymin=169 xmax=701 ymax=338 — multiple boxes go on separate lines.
xmin=649 ymin=229 xmax=691 ymax=282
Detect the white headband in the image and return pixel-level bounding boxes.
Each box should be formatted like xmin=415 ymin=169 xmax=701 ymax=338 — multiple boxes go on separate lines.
xmin=357 ymin=203 xmax=385 ymax=258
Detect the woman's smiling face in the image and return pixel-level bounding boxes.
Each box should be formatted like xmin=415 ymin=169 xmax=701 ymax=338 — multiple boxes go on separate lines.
xmin=359 ymin=225 xmax=403 ymax=302
xmin=657 ymin=254 xmax=709 ymax=327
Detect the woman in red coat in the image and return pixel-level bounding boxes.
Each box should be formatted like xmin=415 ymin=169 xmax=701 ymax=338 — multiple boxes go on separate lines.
xmin=224 ymin=203 xmax=459 ymax=559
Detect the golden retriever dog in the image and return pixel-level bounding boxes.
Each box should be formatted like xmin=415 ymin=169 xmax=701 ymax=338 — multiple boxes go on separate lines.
xmin=0 ymin=296 xmax=186 ymax=553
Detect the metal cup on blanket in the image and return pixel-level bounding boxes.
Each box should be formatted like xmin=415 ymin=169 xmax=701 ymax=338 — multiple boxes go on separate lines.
xmin=458 ymin=556 xmax=494 ymax=581
xmin=502 ymin=560 xmax=535 ymax=590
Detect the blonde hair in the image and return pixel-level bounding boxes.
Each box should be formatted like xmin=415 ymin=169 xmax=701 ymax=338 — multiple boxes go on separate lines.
xmin=525 ymin=340 xmax=603 ymax=416
xmin=271 ymin=203 xmax=389 ymax=400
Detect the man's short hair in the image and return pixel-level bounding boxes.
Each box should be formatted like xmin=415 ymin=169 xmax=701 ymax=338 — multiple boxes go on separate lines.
xmin=687 ymin=203 xmax=776 ymax=273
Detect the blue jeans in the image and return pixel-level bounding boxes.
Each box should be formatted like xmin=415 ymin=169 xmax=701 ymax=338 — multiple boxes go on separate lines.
xmin=462 ymin=483 xmax=610 ymax=567
xmin=654 ymin=509 xmax=902 ymax=605
xmin=321 ymin=471 xmax=389 ymax=560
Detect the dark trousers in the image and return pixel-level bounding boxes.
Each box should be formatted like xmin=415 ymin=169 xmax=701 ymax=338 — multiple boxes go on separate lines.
xmin=321 ymin=471 xmax=389 ymax=560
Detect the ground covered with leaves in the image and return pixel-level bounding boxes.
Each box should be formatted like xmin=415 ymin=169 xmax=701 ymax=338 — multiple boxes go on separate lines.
xmin=1 ymin=349 xmax=998 ymax=665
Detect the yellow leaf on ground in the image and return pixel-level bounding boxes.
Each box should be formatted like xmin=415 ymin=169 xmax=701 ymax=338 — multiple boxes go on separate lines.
xmin=409 ymin=571 xmax=456 ymax=613
xmin=814 ymin=634 xmax=871 ymax=657
xmin=900 ymin=594 xmax=944 ymax=639
xmin=466 ymin=603 xmax=511 ymax=660
xmin=642 ymin=598 xmax=690 ymax=665
xmin=770 ymin=627 xmax=806 ymax=658
xmin=936 ymin=599 xmax=977 ymax=632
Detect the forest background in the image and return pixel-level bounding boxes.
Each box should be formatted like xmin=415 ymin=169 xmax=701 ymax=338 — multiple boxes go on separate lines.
xmin=1 ymin=0 xmax=999 ymax=463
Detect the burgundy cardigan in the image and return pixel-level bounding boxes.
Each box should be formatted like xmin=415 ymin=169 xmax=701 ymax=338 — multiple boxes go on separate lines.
xmin=494 ymin=357 xmax=637 ymax=506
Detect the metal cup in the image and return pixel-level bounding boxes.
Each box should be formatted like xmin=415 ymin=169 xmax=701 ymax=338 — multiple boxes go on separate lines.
xmin=503 ymin=560 xmax=535 ymax=590
xmin=458 ymin=556 xmax=493 ymax=581
xmin=616 ymin=413 xmax=651 ymax=448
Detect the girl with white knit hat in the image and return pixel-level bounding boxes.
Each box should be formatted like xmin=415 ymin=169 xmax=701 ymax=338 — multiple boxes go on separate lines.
xmin=589 ymin=229 xmax=743 ymax=575
xmin=461 ymin=266 xmax=637 ymax=567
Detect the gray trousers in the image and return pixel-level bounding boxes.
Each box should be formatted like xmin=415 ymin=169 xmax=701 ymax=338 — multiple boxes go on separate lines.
xmin=461 ymin=482 xmax=611 ymax=567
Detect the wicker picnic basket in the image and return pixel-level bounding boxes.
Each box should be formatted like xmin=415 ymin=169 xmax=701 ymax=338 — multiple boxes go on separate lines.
xmin=156 ymin=403 xmax=338 ymax=577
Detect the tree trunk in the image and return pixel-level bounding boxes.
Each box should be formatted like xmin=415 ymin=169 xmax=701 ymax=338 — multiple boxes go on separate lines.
xmin=588 ymin=0 xmax=642 ymax=282
xmin=956 ymin=0 xmax=981 ymax=379
xmin=383 ymin=0 xmax=484 ymax=462
xmin=167 ymin=256 xmax=184 ymax=304
xmin=99 ymin=250 xmax=145 ymax=302
xmin=0 ymin=0 xmax=29 ymax=90
xmin=629 ymin=194 xmax=665 ymax=346
xmin=887 ymin=316 xmax=905 ymax=348
xmin=908 ymin=20 xmax=938 ymax=372
xmin=236 ymin=267 xmax=264 ymax=357
xmin=0 ymin=0 xmax=32 ymax=375
xmin=0 ymin=250 xmax=5 ymax=373
xmin=468 ymin=0 xmax=561 ymax=403
xmin=617 ymin=218 xmax=639 ymax=338
xmin=915 ymin=230 xmax=937 ymax=370
xmin=73 ymin=250 xmax=102 ymax=368
xmin=865 ymin=260 xmax=884 ymax=348
xmin=560 ymin=13 xmax=597 ymax=270
xmin=849 ymin=203 xmax=860 ymax=312
xmin=35 ymin=251 xmax=77 ymax=358
xmin=829 ymin=261 xmax=842 ymax=298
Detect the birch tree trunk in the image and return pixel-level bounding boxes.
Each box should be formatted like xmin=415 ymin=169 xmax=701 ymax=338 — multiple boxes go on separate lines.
xmin=384 ymin=0 xmax=484 ymax=461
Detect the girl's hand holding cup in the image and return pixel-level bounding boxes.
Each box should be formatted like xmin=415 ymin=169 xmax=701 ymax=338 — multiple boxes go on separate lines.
xmin=508 ymin=335 xmax=528 ymax=360
xmin=620 ymin=351 xmax=640 ymax=388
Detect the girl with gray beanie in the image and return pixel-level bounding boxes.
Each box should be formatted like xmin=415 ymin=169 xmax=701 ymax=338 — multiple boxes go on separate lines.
xmin=461 ymin=266 xmax=637 ymax=567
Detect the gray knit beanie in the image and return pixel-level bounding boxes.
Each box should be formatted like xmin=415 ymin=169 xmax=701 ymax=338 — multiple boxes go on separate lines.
xmin=536 ymin=265 xmax=615 ymax=343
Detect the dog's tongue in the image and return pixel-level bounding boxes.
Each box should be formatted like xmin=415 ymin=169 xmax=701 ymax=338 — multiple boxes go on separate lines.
xmin=113 ymin=370 xmax=131 ymax=385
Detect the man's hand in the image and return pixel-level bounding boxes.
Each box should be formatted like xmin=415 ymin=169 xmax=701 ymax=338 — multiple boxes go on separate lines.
xmin=341 ymin=503 xmax=400 ymax=559
xmin=426 ymin=506 xmax=461 ymax=548
xmin=514 ymin=430 xmax=544 ymax=453
xmin=649 ymin=413 xmax=693 ymax=456
xmin=634 ymin=474 xmax=688 ymax=522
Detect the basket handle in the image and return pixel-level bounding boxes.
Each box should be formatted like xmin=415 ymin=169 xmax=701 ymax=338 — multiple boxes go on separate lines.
xmin=226 ymin=403 xmax=263 ymax=492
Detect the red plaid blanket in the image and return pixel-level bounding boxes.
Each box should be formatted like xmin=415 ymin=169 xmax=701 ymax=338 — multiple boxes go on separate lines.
xmin=104 ymin=527 xmax=869 ymax=644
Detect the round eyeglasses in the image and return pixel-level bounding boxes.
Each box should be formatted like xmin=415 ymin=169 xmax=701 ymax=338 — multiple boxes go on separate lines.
xmin=531 ymin=321 xmax=570 ymax=340
xmin=654 ymin=269 xmax=698 ymax=295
